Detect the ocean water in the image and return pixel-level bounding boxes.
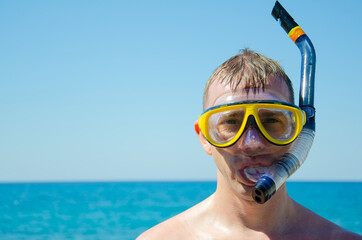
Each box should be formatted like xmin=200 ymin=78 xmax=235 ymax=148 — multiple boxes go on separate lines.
xmin=0 ymin=181 xmax=361 ymax=239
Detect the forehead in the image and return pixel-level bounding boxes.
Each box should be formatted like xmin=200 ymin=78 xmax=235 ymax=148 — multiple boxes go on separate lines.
xmin=205 ymin=76 xmax=291 ymax=109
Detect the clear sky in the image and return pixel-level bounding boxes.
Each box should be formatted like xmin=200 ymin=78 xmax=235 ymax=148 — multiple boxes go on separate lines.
xmin=1 ymin=0 xmax=361 ymax=182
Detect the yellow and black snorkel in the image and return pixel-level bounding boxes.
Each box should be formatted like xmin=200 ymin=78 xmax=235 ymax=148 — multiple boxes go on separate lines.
xmin=252 ymin=1 xmax=316 ymax=204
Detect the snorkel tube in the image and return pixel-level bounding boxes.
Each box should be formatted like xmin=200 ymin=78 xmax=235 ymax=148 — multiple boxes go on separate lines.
xmin=252 ymin=1 xmax=316 ymax=204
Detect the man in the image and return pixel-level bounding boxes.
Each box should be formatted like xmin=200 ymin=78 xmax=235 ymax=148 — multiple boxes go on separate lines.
xmin=138 ymin=49 xmax=361 ymax=239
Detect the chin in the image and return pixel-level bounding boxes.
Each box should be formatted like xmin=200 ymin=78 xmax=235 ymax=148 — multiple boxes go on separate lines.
xmin=231 ymin=179 xmax=254 ymax=197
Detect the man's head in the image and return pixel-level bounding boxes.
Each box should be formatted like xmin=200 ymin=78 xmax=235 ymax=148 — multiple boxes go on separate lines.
xmin=195 ymin=49 xmax=299 ymax=200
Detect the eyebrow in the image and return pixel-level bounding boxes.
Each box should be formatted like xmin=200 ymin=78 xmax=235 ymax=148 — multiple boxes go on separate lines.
xmin=220 ymin=111 xmax=244 ymax=118
xmin=260 ymin=111 xmax=284 ymax=117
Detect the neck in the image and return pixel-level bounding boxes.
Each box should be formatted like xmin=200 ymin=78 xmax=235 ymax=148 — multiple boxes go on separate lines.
xmin=210 ymin=170 xmax=296 ymax=234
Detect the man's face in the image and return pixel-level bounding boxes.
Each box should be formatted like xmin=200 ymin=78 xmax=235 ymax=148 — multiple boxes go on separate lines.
xmin=202 ymin=76 xmax=292 ymax=200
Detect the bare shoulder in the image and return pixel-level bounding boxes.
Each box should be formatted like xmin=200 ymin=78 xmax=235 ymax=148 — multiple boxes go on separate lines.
xmin=136 ymin=214 xmax=188 ymax=240
xmin=137 ymin=196 xmax=212 ymax=240
xmin=329 ymin=229 xmax=362 ymax=240
xmin=290 ymin=201 xmax=362 ymax=240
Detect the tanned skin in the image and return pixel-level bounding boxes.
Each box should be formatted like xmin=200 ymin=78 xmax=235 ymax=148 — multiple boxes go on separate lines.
xmin=137 ymin=77 xmax=362 ymax=240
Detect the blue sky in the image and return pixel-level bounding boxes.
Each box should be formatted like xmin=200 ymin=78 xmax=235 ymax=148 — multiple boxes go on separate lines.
xmin=1 ymin=0 xmax=361 ymax=182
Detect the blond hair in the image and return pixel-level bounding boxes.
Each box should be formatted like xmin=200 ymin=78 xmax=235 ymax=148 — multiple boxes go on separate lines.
xmin=203 ymin=49 xmax=294 ymax=109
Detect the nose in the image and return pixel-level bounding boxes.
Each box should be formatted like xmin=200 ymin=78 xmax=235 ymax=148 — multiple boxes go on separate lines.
xmin=244 ymin=126 xmax=262 ymax=146
xmin=235 ymin=116 xmax=266 ymax=154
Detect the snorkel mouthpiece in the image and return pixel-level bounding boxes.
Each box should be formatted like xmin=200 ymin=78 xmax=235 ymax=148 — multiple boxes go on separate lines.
xmin=252 ymin=1 xmax=316 ymax=204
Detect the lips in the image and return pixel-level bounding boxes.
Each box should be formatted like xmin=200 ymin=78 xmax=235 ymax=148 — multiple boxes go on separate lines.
xmin=242 ymin=165 xmax=269 ymax=183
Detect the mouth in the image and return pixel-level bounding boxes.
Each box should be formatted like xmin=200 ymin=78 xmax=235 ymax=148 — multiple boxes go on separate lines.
xmin=241 ymin=165 xmax=269 ymax=184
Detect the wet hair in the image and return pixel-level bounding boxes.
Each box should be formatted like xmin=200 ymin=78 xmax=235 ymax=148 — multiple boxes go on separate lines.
xmin=203 ymin=49 xmax=294 ymax=109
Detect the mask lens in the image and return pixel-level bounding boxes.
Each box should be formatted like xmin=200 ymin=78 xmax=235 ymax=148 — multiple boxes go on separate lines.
xmin=208 ymin=109 xmax=245 ymax=144
xmin=258 ymin=108 xmax=296 ymax=141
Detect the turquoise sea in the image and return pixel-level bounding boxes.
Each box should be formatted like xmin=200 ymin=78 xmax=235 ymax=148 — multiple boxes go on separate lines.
xmin=0 ymin=181 xmax=361 ymax=239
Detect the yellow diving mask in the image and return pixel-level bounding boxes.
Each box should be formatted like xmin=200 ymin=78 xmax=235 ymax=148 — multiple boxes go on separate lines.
xmin=198 ymin=100 xmax=306 ymax=147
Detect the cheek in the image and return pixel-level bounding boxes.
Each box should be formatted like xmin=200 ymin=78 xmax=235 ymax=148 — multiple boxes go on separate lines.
xmin=270 ymin=144 xmax=291 ymax=158
xmin=278 ymin=144 xmax=291 ymax=153
xmin=211 ymin=148 xmax=225 ymax=168
xmin=211 ymin=148 xmax=235 ymax=175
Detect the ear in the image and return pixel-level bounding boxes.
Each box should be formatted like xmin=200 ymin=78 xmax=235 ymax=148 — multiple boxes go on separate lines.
xmin=194 ymin=120 xmax=212 ymax=155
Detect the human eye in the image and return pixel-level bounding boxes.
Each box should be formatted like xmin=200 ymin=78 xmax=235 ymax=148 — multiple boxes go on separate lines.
xmin=223 ymin=118 xmax=239 ymax=125
xmin=219 ymin=111 xmax=243 ymax=126
xmin=262 ymin=117 xmax=280 ymax=124
xmin=215 ymin=111 xmax=243 ymax=135
xmin=259 ymin=110 xmax=289 ymax=132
